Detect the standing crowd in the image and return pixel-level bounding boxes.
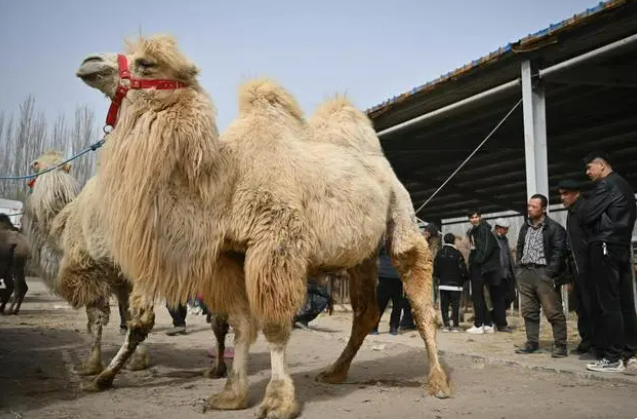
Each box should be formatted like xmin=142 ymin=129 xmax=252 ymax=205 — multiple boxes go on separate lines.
xmin=373 ymin=152 xmax=637 ymax=375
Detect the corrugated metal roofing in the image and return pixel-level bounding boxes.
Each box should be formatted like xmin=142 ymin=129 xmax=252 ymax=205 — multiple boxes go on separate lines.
xmin=366 ymin=0 xmax=628 ymax=117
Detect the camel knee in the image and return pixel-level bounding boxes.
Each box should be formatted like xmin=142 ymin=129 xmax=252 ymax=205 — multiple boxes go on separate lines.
xmin=262 ymin=322 xmax=292 ymax=346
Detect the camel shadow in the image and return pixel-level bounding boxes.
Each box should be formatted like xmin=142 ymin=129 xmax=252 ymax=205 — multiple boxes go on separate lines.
xmin=0 ymin=326 xmax=86 ymax=411
xmin=242 ymin=349 xmax=455 ymax=409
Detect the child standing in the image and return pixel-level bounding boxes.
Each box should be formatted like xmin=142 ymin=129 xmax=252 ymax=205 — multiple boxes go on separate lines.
xmin=434 ymin=233 xmax=469 ymax=332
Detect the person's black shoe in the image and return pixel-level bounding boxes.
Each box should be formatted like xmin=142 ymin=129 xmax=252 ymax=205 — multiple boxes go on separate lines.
xmin=571 ymin=342 xmax=590 ymax=354
xmin=552 ymin=345 xmax=568 ymax=358
xmin=390 ymin=327 xmax=399 ymax=336
xmin=515 ymin=342 xmax=540 ymax=354
xmin=497 ymin=326 xmax=513 ymax=333
xmin=578 ymin=351 xmax=597 ymax=361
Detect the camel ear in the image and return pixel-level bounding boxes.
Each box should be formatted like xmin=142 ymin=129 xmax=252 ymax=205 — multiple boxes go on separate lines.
xmin=179 ymin=62 xmax=199 ymax=79
xmin=62 ymin=163 xmax=72 ymax=173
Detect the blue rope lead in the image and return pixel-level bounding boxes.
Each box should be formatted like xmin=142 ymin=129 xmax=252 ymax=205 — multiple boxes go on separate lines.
xmin=0 ymin=138 xmax=105 ymax=181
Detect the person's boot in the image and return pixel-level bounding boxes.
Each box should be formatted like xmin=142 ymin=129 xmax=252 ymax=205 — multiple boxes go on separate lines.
xmin=389 ymin=326 xmax=399 ymax=336
xmin=571 ymin=341 xmax=590 ymax=354
xmin=515 ymin=341 xmax=540 ymax=354
xmin=165 ymin=325 xmax=187 ymax=336
xmin=552 ymin=344 xmax=568 ymax=358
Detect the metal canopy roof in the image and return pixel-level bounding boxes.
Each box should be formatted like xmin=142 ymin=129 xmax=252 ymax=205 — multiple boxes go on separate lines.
xmin=368 ymin=0 xmax=637 ymax=224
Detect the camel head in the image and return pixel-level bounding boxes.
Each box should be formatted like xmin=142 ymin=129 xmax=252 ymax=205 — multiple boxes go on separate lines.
xmin=76 ymin=34 xmax=199 ymax=99
xmin=31 ymin=151 xmax=71 ymax=174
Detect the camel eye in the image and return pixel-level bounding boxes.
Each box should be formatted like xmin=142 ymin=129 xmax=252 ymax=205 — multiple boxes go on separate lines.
xmin=136 ymin=58 xmax=157 ymax=69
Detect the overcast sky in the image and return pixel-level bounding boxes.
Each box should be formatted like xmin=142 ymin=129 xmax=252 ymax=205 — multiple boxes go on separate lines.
xmin=0 ymin=0 xmax=598 ymax=132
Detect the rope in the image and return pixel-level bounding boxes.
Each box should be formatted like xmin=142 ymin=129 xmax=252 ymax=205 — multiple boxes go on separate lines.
xmin=414 ymin=97 xmax=523 ymax=216
xmin=0 ymin=138 xmax=105 ymax=181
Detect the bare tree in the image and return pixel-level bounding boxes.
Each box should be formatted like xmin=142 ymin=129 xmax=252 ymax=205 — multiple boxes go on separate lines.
xmin=0 ymin=96 xmax=99 ymax=202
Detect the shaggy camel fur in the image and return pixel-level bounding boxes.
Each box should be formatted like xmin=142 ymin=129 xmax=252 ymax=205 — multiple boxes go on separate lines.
xmin=22 ymin=152 xmax=151 ymax=376
xmin=76 ymin=34 xmax=449 ymax=418
xmin=0 ymin=214 xmax=30 ymax=314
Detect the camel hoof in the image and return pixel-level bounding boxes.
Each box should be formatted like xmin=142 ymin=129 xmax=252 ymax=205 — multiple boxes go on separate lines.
xmin=434 ymin=390 xmax=450 ymax=399
xmin=204 ymin=390 xmax=248 ymax=411
xmin=80 ymin=376 xmax=114 ymax=392
xmin=315 ymin=369 xmax=347 ymax=384
xmin=204 ymin=363 xmax=227 ymax=379
xmin=256 ymin=397 xmax=300 ymax=419
xmin=77 ymin=362 xmax=104 ymax=376
xmin=126 ymin=353 xmax=150 ymax=371
xmin=256 ymin=379 xmax=300 ymax=419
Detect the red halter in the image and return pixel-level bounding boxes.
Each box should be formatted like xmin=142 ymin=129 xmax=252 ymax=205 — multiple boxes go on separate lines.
xmin=105 ymin=54 xmax=187 ymax=130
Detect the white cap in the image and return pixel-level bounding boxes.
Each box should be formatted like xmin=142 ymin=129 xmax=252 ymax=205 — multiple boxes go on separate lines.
xmin=494 ymin=218 xmax=510 ymax=228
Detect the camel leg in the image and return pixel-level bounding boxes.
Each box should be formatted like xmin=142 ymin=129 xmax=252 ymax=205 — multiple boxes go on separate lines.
xmin=115 ymin=281 xmax=132 ymax=335
xmin=9 ymin=263 xmax=27 ymax=315
xmin=392 ymin=238 xmax=451 ymax=399
xmin=205 ymin=311 xmax=255 ymax=410
xmin=204 ymin=312 xmax=230 ymax=378
xmin=316 ymin=257 xmax=379 ymax=383
xmin=242 ymin=237 xmax=306 ymax=419
xmin=82 ymin=292 xmax=155 ymax=392
xmin=78 ymin=297 xmax=110 ymax=376
xmin=114 ymin=283 xmax=151 ymax=372
xmin=256 ymin=322 xmax=300 ymax=419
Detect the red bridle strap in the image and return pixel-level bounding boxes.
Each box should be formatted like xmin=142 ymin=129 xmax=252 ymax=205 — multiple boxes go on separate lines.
xmin=105 ymin=54 xmax=187 ymax=129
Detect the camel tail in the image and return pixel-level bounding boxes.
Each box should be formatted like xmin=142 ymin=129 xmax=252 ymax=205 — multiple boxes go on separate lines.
xmin=238 ymin=78 xmax=304 ymax=122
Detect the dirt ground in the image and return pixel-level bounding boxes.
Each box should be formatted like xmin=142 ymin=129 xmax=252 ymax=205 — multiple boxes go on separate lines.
xmin=1 ymin=278 xmax=635 ymax=419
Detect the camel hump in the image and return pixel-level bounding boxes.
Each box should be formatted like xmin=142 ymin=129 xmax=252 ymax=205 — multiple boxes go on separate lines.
xmin=312 ymin=95 xmax=372 ymax=126
xmin=238 ymin=78 xmax=304 ymax=122
xmin=308 ymin=95 xmax=381 ymax=153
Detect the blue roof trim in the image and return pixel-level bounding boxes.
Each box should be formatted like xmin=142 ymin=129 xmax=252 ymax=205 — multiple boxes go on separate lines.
xmin=366 ymin=0 xmax=626 ymax=116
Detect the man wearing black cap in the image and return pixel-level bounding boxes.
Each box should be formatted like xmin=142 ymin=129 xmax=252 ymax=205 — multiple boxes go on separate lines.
xmin=558 ymin=180 xmax=592 ymax=357
xmin=578 ymin=153 xmax=637 ymax=374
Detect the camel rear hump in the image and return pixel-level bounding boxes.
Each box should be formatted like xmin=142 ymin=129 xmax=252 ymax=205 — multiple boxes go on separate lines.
xmin=238 ymin=78 xmax=304 ymax=123
xmin=308 ymin=95 xmax=382 ymax=153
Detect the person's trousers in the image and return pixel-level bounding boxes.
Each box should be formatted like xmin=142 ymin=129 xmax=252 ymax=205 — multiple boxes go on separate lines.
xmin=572 ymin=271 xmax=592 ymax=349
xmin=518 ymin=265 xmax=567 ymax=347
xmin=376 ymin=277 xmax=404 ymax=330
xmin=166 ymin=302 xmax=187 ymax=327
xmin=489 ymin=281 xmax=508 ymax=328
xmin=440 ymin=290 xmax=461 ymax=327
xmin=587 ymin=243 xmax=637 ymax=362
xmin=470 ymin=264 xmax=492 ymax=327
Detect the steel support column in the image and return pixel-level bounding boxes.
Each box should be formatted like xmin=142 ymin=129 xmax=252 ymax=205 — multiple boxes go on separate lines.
xmin=521 ymin=60 xmax=549 ymax=207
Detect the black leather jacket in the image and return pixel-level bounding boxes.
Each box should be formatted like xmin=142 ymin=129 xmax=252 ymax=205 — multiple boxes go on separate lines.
xmin=516 ymin=215 xmax=567 ymax=279
xmin=578 ymin=172 xmax=636 ymax=247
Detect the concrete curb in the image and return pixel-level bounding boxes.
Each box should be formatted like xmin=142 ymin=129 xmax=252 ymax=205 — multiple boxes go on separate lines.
xmin=438 ymin=349 xmax=637 ymax=386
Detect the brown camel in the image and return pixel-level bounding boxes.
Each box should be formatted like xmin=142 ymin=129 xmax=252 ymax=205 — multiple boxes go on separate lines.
xmin=76 ymin=34 xmax=449 ymax=418
xmin=0 ymin=213 xmax=30 ymax=314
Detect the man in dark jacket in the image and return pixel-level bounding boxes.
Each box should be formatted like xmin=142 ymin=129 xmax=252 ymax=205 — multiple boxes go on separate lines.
xmin=434 ymin=233 xmax=469 ymax=332
xmin=577 ymin=153 xmax=637 ymax=374
xmin=558 ymin=180 xmax=593 ymax=356
xmin=467 ymin=209 xmax=502 ymax=334
xmin=515 ymin=194 xmax=568 ymax=358
xmin=371 ymin=244 xmax=404 ymax=335
xmin=493 ymin=218 xmax=515 ymax=333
